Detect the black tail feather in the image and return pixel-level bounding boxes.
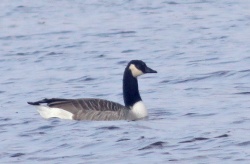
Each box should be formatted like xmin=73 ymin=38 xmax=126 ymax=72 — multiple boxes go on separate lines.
xmin=27 ymin=98 xmax=69 ymax=105
xmin=27 ymin=101 xmax=40 ymax=105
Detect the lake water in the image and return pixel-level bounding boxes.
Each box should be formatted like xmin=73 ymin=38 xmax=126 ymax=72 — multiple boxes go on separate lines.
xmin=1 ymin=0 xmax=250 ymax=163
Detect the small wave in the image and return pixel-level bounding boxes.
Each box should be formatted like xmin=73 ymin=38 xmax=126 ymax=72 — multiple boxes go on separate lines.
xmin=179 ymin=134 xmax=229 ymax=144
xmin=116 ymin=60 xmax=127 ymax=64
xmin=238 ymin=69 xmax=250 ymax=73
xmin=179 ymin=137 xmax=209 ymax=143
xmin=10 ymin=153 xmax=25 ymax=158
xmin=138 ymin=141 xmax=167 ymax=150
xmin=189 ymin=57 xmax=219 ymax=63
xmin=183 ymin=113 xmax=217 ymax=117
xmin=96 ymin=31 xmax=136 ymax=37
xmin=36 ymin=125 xmax=54 ymax=130
xmin=160 ymin=80 xmax=171 ymax=84
xmin=173 ymin=71 xmax=233 ymax=84
xmin=235 ymin=92 xmax=250 ymax=95
xmin=19 ymin=131 xmax=46 ymax=137
xmin=121 ymin=49 xmax=138 ymax=53
xmin=0 ymin=118 xmax=11 ymax=121
xmin=95 ymin=54 xmax=105 ymax=58
xmin=97 ymin=126 xmax=120 ymax=130
xmin=164 ymin=1 xmax=179 ymax=5
xmin=237 ymin=141 xmax=250 ymax=146
xmin=116 ymin=138 xmax=130 ymax=142
xmin=46 ymin=52 xmax=61 ymax=56
xmin=214 ymin=134 xmax=229 ymax=138
xmin=66 ymin=76 xmax=96 ymax=83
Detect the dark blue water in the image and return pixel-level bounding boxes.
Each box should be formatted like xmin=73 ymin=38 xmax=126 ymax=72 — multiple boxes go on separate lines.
xmin=1 ymin=0 xmax=250 ymax=163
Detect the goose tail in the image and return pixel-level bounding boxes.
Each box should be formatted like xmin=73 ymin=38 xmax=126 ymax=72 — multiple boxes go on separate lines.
xmin=27 ymin=98 xmax=69 ymax=105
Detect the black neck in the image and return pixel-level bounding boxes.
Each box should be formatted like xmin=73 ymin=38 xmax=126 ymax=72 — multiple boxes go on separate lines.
xmin=123 ymin=68 xmax=142 ymax=107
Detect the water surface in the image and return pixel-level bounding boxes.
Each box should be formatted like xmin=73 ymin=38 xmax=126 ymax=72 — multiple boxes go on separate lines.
xmin=1 ymin=0 xmax=250 ymax=163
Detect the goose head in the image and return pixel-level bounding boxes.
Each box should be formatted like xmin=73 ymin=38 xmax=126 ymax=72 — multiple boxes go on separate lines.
xmin=128 ymin=60 xmax=157 ymax=78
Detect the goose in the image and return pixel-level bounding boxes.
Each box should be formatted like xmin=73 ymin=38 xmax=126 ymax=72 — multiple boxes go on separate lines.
xmin=27 ymin=60 xmax=157 ymax=121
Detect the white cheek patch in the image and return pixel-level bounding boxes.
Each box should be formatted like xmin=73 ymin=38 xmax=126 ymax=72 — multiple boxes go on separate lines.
xmin=129 ymin=64 xmax=144 ymax=77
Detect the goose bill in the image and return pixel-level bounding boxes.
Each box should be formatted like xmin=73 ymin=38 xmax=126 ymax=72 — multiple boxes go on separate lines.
xmin=145 ymin=66 xmax=157 ymax=73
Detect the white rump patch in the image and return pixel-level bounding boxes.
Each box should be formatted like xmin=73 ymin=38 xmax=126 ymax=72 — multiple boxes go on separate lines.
xmin=129 ymin=101 xmax=148 ymax=120
xmin=36 ymin=106 xmax=73 ymax=120
xmin=129 ymin=64 xmax=143 ymax=77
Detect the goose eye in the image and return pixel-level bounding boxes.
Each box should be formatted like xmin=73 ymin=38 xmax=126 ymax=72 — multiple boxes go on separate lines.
xmin=137 ymin=64 xmax=142 ymax=70
xmin=138 ymin=64 xmax=146 ymax=72
xmin=141 ymin=63 xmax=146 ymax=69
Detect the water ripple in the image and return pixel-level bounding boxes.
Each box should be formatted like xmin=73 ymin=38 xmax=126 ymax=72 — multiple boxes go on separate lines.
xmin=138 ymin=141 xmax=167 ymax=150
xmin=172 ymin=71 xmax=233 ymax=84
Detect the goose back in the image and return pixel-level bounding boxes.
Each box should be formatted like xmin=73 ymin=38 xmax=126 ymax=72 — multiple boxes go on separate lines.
xmin=33 ymin=98 xmax=130 ymax=120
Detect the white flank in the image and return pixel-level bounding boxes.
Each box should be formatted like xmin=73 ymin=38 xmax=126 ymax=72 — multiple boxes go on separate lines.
xmin=129 ymin=101 xmax=148 ymax=120
xmin=129 ymin=64 xmax=144 ymax=77
xmin=37 ymin=106 xmax=73 ymax=120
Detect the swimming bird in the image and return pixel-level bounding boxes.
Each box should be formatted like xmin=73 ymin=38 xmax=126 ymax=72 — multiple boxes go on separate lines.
xmin=27 ymin=60 xmax=157 ymax=121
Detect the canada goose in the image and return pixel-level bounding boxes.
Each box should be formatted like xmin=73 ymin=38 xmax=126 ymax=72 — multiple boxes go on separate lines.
xmin=28 ymin=60 xmax=157 ymax=121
